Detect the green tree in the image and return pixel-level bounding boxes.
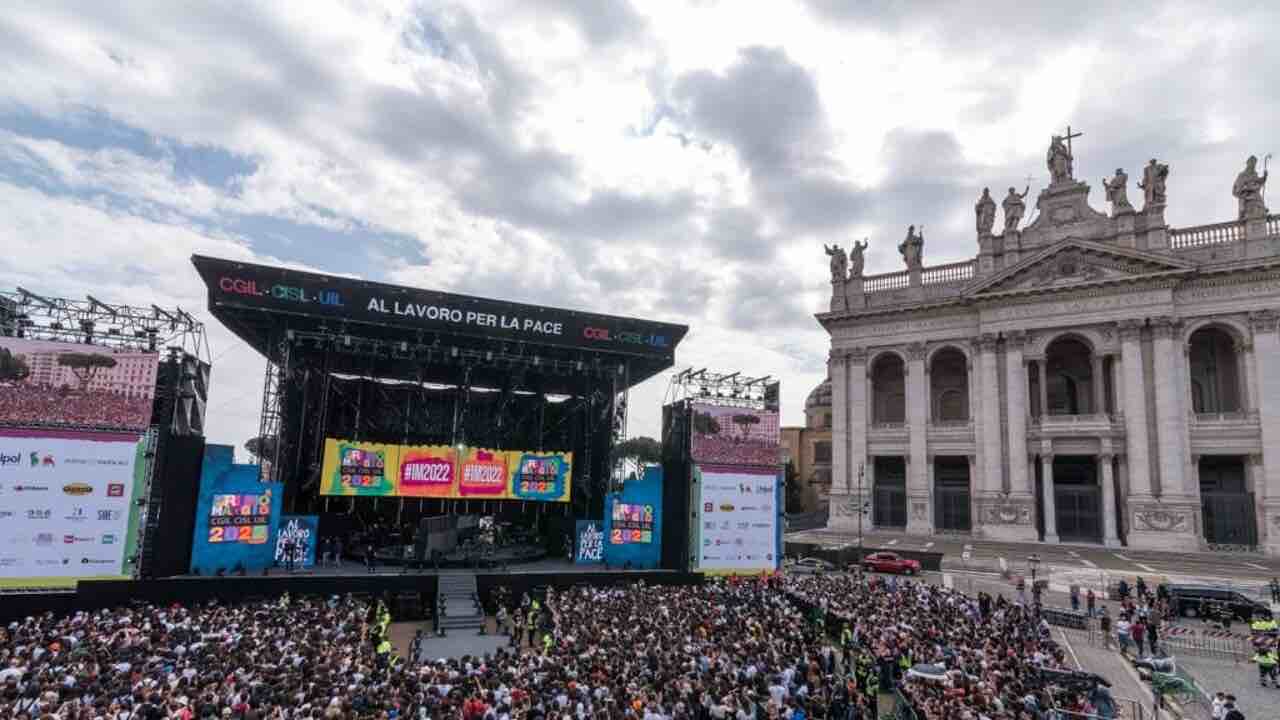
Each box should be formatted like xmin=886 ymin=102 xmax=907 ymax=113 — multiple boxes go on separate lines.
xmin=613 ymin=435 xmax=662 ymax=483
xmin=731 ymin=413 xmax=761 ymax=440
xmin=0 ymin=348 xmax=30 ymax=382
xmin=245 ymin=435 xmax=279 ymax=462
xmin=692 ymin=411 xmax=720 ymax=436
xmin=56 ymin=352 xmax=117 ymax=390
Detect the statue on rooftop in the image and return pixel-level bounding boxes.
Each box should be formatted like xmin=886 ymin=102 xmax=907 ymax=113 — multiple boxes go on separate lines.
xmin=899 ymin=225 xmax=924 ymax=270
xmin=1137 ymin=158 xmax=1169 ymax=211
xmin=849 ymin=238 xmax=868 ymax=278
xmin=1047 ymin=134 xmax=1074 ymax=184
xmin=1003 ymin=185 xmax=1030 ymax=232
xmin=824 ymin=243 xmax=848 ymax=284
xmin=1233 ymin=154 xmax=1269 ymax=220
xmin=1102 ymin=168 xmax=1134 ymax=215
xmin=976 ymin=187 xmax=996 ymax=236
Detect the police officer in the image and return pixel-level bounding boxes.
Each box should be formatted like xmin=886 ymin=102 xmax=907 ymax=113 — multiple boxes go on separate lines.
xmin=1252 ymin=645 xmax=1278 ymax=687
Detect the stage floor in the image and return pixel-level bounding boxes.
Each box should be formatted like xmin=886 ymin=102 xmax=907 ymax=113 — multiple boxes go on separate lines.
xmin=177 ymin=557 xmax=663 ymax=579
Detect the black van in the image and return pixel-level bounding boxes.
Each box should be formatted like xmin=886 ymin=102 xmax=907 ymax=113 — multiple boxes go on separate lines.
xmin=1165 ymin=584 xmax=1272 ymax=622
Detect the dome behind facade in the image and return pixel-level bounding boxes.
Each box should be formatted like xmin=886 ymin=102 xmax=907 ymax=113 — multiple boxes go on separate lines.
xmin=805 ymin=377 xmax=831 ymax=409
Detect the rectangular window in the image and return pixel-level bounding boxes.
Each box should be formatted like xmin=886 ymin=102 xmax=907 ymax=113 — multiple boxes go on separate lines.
xmin=813 ymin=441 xmax=832 ymax=463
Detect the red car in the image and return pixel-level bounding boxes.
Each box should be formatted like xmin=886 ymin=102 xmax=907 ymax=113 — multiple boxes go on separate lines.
xmin=857 ymin=551 xmax=921 ymax=575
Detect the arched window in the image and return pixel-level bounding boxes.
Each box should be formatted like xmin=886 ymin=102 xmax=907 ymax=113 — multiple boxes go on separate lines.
xmin=1188 ymin=327 xmax=1240 ymax=413
xmin=871 ymin=354 xmax=906 ymax=423
xmin=1043 ymin=337 xmax=1094 ymax=415
xmin=930 ymin=348 xmax=969 ymax=422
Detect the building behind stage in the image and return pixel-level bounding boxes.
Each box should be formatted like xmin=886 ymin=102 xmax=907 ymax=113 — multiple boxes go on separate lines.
xmin=781 ymin=378 xmax=833 ymax=515
xmin=818 ymin=133 xmax=1280 ymax=554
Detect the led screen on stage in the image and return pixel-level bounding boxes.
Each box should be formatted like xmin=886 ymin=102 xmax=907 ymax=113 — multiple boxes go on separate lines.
xmin=690 ymin=403 xmax=781 ymax=468
xmin=273 ymin=515 xmax=318 ymax=569
xmin=319 ymin=439 xmax=399 ymax=496
xmin=397 ymin=445 xmax=457 ymax=498
xmin=190 ymin=444 xmax=283 ymax=574
xmin=508 ymin=452 xmax=572 ymax=502
xmin=318 ymin=438 xmax=570 ymax=502
xmin=694 ymin=466 xmax=780 ymax=574
xmin=602 ymin=465 xmax=663 ymax=568
xmin=0 ymin=429 xmax=145 ymax=587
xmin=0 ymin=338 xmax=160 ymax=432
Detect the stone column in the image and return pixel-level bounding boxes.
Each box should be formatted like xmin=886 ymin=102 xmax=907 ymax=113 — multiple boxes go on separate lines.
xmin=977 ymin=334 xmax=1003 ymax=499
xmin=826 ymin=350 xmax=850 ymax=532
xmin=1112 ymin=353 xmax=1124 ymax=417
xmin=1005 ymin=332 xmax=1031 ymax=496
xmin=1099 ymin=452 xmax=1120 ymax=547
xmin=1092 ymin=354 xmax=1105 ymax=415
xmin=1239 ymin=340 xmax=1258 ymax=413
xmin=1035 ymin=359 xmax=1048 ymax=419
xmin=1118 ymin=321 xmax=1154 ymax=498
xmin=1135 ymin=317 xmax=1199 ymax=550
xmin=1041 ymin=452 xmax=1058 ymax=543
xmin=1250 ymin=311 xmax=1280 ymax=555
xmin=848 ymin=348 xmax=868 ymax=497
xmin=1151 ymin=318 xmax=1191 ymax=495
xmin=906 ymin=342 xmax=932 ymax=534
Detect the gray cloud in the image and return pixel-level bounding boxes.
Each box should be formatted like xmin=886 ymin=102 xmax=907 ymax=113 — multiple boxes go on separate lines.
xmin=671 ymin=46 xmax=868 ymax=233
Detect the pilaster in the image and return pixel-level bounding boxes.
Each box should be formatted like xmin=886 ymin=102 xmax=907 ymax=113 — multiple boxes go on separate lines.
xmin=1250 ymin=310 xmax=1280 ymax=555
xmin=977 ymin=334 xmax=1002 ymax=498
xmin=982 ymin=331 xmax=1037 ymax=542
xmin=1130 ymin=316 xmax=1200 ymax=551
xmin=1118 ymin=320 xmax=1154 ymax=497
xmin=905 ymin=342 xmax=931 ymax=534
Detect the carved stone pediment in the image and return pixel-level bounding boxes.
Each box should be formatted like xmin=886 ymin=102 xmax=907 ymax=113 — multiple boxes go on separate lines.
xmin=968 ymin=239 xmax=1193 ymax=297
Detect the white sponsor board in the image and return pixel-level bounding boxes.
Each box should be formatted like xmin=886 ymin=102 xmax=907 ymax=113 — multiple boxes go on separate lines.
xmin=0 ymin=431 xmax=140 ymax=580
xmin=696 ymin=468 xmax=778 ymax=573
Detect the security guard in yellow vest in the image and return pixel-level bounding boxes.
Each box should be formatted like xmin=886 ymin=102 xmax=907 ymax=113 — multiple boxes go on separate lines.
xmin=1253 ymin=647 xmax=1278 ymax=687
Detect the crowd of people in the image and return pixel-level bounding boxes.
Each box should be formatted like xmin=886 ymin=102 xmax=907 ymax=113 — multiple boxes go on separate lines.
xmin=0 ymin=383 xmax=151 ymax=430
xmin=1 ymin=571 xmax=1124 ymax=719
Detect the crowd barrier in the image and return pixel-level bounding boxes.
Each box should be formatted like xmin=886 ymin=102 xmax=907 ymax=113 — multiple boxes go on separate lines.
xmin=783 ymin=542 xmax=944 ymax=572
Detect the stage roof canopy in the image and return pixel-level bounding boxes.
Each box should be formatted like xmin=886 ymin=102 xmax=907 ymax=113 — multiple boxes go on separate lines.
xmin=192 ymin=255 xmax=688 ymax=393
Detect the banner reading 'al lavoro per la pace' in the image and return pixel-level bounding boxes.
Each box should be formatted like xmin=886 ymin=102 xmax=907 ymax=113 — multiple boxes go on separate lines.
xmin=319 ymin=438 xmax=570 ymax=502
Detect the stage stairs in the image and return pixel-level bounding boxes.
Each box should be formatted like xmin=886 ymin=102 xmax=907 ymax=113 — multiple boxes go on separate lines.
xmin=437 ymin=573 xmax=484 ymax=632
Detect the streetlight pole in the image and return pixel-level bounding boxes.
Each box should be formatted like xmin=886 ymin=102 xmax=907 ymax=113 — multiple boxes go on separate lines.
xmin=1028 ymin=553 xmax=1042 ymax=609
xmin=857 ymin=463 xmax=865 ymax=556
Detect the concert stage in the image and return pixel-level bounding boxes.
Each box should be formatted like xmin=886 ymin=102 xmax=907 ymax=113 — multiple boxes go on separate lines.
xmin=191 ymin=254 xmax=688 ymax=524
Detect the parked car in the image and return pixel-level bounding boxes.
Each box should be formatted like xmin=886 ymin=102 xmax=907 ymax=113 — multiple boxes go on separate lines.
xmin=857 ymin=551 xmax=921 ymax=575
xmin=789 ymin=556 xmax=836 ymax=574
xmin=1164 ymin=584 xmax=1272 ymax=622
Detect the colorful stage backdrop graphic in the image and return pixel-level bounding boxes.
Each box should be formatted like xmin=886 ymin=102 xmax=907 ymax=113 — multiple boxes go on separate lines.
xmin=319 ymin=438 xmax=571 ymax=502
xmin=0 ymin=337 xmax=160 ymax=432
xmin=693 ymin=465 xmax=781 ymax=574
xmin=689 ymin=403 xmax=781 ymax=468
xmin=601 ymin=465 xmax=663 ymax=569
xmin=0 ymin=429 xmax=146 ymax=588
xmin=574 ymin=519 xmax=604 ymax=565
xmin=190 ymin=444 xmax=283 ymax=574
xmin=273 ymin=515 xmax=318 ymax=568
xmin=398 ymin=445 xmax=457 ymax=498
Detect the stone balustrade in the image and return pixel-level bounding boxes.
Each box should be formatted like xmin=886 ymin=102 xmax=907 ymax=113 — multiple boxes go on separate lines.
xmin=921 ymin=259 xmax=976 ymax=286
xmin=1168 ymin=219 xmax=1244 ymax=249
xmin=863 ymin=269 xmax=910 ymax=293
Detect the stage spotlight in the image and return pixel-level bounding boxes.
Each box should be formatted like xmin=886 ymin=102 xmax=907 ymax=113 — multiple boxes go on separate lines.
xmin=343 ymin=334 xmax=352 ymax=346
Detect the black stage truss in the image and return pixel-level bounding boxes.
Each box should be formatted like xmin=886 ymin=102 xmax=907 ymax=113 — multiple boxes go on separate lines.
xmin=192 ymin=256 xmax=688 ymax=520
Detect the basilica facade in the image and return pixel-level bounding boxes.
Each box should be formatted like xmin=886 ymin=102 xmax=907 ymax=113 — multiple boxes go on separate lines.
xmin=820 ymin=137 xmax=1280 ymax=553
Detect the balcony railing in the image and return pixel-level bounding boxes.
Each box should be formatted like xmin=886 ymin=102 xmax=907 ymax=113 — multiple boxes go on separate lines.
xmin=1269 ymin=214 xmax=1280 ymax=237
xmin=1169 ymin=219 xmax=1243 ymax=249
xmin=1191 ymin=410 xmax=1259 ymax=424
xmin=1032 ymin=412 xmax=1117 ymax=426
xmin=864 ymin=270 xmax=909 ymax=293
xmin=921 ymin=259 xmax=976 ymax=286
xmin=870 ymin=421 xmax=906 ymax=430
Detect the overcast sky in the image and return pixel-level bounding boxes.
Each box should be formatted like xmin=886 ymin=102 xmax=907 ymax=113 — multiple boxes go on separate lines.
xmin=1 ymin=1 xmax=1277 ymax=452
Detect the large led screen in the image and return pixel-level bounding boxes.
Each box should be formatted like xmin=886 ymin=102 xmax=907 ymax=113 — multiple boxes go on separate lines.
xmin=0 ymin=337 xmax=159 ymax=432
xmin=318 ymin=438 xmax=570 ymax=502
xmin=0 ymin=429 xmax=145 ymax=587
xmin=690 ymin=403 xmax=781 ymax=468
xmin=694 ymin=466 xmax=780 ymax=574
